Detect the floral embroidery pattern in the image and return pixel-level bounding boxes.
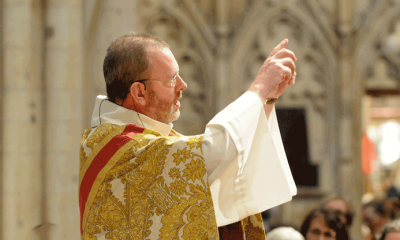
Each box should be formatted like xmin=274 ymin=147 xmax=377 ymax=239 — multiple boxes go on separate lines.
xmin=80 ymin=127 xmax=264 ymax=240
xmin=168 ymin=167 xmax=180 ymax=179
xmin=170 ymin=180 xmax=187 ymax=195
xmin=187 ymin=136 xmax=203 ymax=153
xmin=80 ymin=127 xmax=218 ymax=240
xmin=183 ymin=159 xmax=206 ymax=182
xmin=85 ymin=124 xmax=119 ymax=150
xmin=172 ymin=147 xmax=191 ymax=165
xmin=241 ymin=214 xmax=266 ymax=240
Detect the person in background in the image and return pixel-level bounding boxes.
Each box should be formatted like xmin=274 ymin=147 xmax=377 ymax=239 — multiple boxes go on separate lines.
xmin=300 ymin=208 xmax=349 ymax=240
xmin=321 ymin=195 xmax=354 ymax=229
xmin=363 ymin=198 xmax=400 ymax=240
xmin=380 ymin=219 xmax=400 ymax=240
xmin=266 ymin=226 xmax=304 ymax=240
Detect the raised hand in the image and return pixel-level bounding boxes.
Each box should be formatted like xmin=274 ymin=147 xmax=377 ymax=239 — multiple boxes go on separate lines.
xmin=248 ymin=39 xmax=297 ymax=103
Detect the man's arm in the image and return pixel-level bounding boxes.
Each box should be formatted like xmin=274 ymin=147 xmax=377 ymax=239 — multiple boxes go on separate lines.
xmin=203 ymin=39 xmax=297 ymax=226
xmin=204 ymin=92 xmax=296 ymax=226
xmin=247 ymin=39 xmax=297 ymax=119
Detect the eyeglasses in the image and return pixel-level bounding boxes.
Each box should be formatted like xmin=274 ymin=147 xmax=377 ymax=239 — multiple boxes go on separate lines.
xmin=308 ymin=229 xmax=336 ymax=239
xmin=134 ymin=74 xmax=179 ymax=90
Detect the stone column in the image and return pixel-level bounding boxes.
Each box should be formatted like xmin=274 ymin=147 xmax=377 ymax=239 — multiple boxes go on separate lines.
xmin=215 ymin=0 xmax=231 ymax=111
xmin=337 ymin=0 xmax=363 ymax=239
xmin=44 ymin=0 xmax=84 ymax=239
xmin=0 ymin=0 xmax=3 ymax=236
xmin=2 ymin=0 xmax=45 ymax=239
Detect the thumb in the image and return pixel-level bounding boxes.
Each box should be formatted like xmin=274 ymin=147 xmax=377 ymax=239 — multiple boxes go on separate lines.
xmin=268 ymin=39 xmax=288 ymax=58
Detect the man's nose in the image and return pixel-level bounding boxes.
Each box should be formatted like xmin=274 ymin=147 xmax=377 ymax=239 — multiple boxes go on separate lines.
xmin=177 ymin=75 xmax=187 ymax=91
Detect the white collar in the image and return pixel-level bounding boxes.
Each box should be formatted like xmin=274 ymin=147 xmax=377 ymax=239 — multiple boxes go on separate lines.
xmin=91 ymin=95 xmax=173 ymax=136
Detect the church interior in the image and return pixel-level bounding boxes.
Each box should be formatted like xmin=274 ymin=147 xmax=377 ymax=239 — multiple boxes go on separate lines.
xmin=1 ymin=0 xmax=400 ymax=239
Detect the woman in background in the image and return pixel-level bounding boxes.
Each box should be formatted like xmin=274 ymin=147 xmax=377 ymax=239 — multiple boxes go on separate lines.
xmin=300 ymin=208 xmax=349 ymax=240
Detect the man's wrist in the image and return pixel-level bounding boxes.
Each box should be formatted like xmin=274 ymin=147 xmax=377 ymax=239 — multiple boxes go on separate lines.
xmin=265 ymin=98 xmax=278 ymax=105
xmin=247 ymin=83 xmax=278 ymax=103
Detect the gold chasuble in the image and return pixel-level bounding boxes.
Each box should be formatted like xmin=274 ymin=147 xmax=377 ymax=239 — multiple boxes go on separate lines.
xmin=79 ymin=123 xmax=266 ymax=240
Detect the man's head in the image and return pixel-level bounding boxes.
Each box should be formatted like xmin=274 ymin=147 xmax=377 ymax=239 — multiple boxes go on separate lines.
xmin=362 ymin=200 xmax=392 ymax=235
xmin=266 ymin=227 xmax=305 ymax=240
xmin=321 ymin=196 xmax=354 ymax=227
xmin=103 ymin=32 xmax=187 ymax=123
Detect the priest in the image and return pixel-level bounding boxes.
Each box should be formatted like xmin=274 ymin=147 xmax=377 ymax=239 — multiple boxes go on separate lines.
xmin=79 ymin=32 xmax=297 ymax=240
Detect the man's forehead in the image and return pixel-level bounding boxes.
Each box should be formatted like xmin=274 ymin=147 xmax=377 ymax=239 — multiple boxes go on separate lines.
xmin=146 ymin=45 xmax=179 ymax=72
xmin=146 ymin=46 xmax=174 ymax=62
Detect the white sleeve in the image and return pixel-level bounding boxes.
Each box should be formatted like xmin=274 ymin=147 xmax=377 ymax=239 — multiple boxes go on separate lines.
xmin=203 ymin=91 xmax=297 ymax=227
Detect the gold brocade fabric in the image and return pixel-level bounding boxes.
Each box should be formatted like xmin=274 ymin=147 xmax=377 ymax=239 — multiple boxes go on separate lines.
xmin=218 ymin=214 xmax=266 ymax=240
xmin=80 ymin=123 xmax=266 ymax=240
xmin=241 ymin=214 xmax=266 ymax=240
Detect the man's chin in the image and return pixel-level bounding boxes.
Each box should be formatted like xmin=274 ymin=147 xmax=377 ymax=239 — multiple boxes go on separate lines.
xmin=170 ymin=110 xmax=180 ymax=123
xmin=161 ymin=109 xmax=180 ymax=124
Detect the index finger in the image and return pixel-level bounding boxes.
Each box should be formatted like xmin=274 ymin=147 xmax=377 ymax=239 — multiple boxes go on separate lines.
xmin=268 ymin=39 xmax=288 ymax=58
xmin=275 ymin=48 xmax=297 ymax=61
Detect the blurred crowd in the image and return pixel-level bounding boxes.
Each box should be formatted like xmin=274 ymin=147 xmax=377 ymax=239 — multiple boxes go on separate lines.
xmin=264 ymin=194 xmax=400 ymax=240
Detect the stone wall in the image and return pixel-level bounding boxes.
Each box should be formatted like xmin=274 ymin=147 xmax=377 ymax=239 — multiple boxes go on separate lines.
xmin=2 ymin=0 xmax=45 ymax=239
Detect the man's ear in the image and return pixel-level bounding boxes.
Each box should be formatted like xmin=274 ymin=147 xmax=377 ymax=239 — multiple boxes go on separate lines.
xmin=130 ymin=82 xmax=147 ymax=106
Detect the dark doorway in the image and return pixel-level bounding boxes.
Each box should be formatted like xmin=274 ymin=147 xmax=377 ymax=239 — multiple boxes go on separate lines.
xmin=276 ymin=108 xmax=318 ymax=187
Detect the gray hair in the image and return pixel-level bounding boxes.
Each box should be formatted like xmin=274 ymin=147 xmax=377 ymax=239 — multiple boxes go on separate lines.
xmin=266 ymin=227 xmax=305 ymax=240
xmin=103 ymin=32 xmax=169 ymax=103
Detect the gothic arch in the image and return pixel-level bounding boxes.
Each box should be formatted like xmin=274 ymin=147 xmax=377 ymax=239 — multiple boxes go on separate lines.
xmin=138 ymin=2 xmax=215 ymax=66
xmin=302 ymin=0 xmax=339 ymax=46
xmin=230 ymin=3 xmax=339 ymax=192
xmin=231 ymin=2 xmax=337 ymax=86
xmin=354 ymin=2 xmax=400 ymax=86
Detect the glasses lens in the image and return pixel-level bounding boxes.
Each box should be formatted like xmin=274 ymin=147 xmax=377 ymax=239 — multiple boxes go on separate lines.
xmin=171 ymin=75 xmax=178 ymax=87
